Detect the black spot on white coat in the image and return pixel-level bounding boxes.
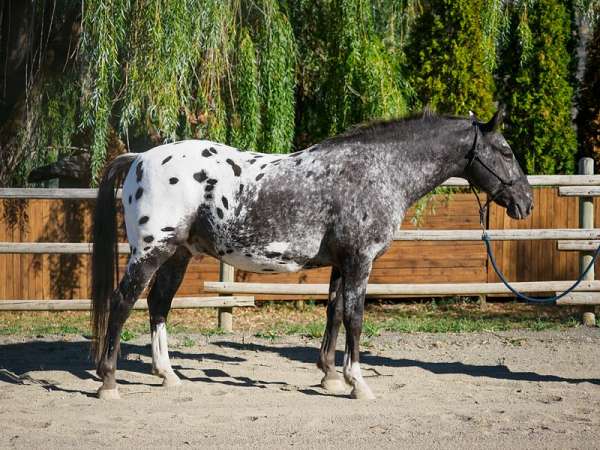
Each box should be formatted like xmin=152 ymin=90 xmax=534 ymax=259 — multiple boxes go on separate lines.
xmin=193 ymin=170 xmax=207 ymax=183
xmin=136 ymin=161 xmax=143 ymax=182
xmin=226 ymin=158 xmax=242 ymax=176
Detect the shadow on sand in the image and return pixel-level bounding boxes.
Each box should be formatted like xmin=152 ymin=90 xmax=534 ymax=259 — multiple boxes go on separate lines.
xmin=0 ymin=338 xmax=597 ymax=398
xmin=0 ymin=339 xmax=246 ymax=395
xmin=212 ymin=340 xmax=600 ymax=386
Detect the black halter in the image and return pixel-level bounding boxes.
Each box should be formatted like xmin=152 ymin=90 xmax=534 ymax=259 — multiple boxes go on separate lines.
xmin=465 ymin=123 xmax=515 ymax=227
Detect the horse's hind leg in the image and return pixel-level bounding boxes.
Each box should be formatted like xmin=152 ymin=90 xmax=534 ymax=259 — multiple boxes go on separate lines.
xmin=96 ymin=248 xmax=173 ymax=399
xmin=318 ymin=267 xmax=346 ymax=393
xmin=147 ymin=247 xmax=192 ymax=387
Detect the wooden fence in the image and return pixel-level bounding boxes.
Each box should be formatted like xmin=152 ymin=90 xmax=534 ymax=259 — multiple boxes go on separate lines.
xmin=1 ymin=173 xmax=600 ymax=324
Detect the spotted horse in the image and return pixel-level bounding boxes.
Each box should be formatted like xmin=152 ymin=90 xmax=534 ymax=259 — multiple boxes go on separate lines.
xmin=91 ymin=110 xmax=533 ymax=400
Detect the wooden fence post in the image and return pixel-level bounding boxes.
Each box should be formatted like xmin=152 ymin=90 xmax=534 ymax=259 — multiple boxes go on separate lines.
xmin=579 ymin=158 xmax=596 ymax=326
xmin=218 ymin=262 xmax=235 ymax=332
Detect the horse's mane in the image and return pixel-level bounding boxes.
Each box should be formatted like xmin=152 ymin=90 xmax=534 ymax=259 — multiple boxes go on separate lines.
xmin=321 ymin=110 xmax=466 ymax=147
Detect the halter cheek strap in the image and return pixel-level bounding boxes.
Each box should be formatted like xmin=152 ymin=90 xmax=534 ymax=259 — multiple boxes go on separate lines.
xmin=465 ymin=124 xmax=512 ymax=228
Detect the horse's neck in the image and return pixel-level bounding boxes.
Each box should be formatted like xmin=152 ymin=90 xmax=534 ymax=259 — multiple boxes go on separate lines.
xmin=388 ymin=130 xmax=469 ymax=211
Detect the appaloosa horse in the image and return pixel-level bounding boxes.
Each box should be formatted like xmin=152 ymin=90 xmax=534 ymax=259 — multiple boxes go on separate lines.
xmin=91 ymin=110 xmax=533 ymax=399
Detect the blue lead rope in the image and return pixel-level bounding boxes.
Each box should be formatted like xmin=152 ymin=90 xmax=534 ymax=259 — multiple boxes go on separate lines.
xmin=482 ymin=232 xmax=600 ymax=305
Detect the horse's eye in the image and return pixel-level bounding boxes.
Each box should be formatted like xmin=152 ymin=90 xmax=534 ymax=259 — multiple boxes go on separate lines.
xmin=499 ymin=145 xmax=513 ymax=158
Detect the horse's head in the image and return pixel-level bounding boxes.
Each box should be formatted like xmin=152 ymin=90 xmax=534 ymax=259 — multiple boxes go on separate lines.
xmin=464 ymin=109 xmax=533 ymax=220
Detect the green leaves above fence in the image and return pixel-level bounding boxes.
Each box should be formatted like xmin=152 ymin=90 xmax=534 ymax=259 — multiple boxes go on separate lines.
xmin=406 ymin=0 xmax=496 ymax=117
xmin=498 ymin=0 xmax=577 ymax=174
xmin=78 ymin=0 xmax=297 ymax=182
xmin=7 ymin=0 xmax=600 ymax=185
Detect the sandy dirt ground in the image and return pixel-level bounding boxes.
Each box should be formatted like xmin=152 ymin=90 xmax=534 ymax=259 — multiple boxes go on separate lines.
xmin=0 ymin=327 xmax=599 ymax=449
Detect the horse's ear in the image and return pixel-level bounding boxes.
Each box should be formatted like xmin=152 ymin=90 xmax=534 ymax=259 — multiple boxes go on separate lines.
xmin=480 ymin=106 xmax=505 ymax=133
xmin=469 ymin=110 xmax=478 ymax=125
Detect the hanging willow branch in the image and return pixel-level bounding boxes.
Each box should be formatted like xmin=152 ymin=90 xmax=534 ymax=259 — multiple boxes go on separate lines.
xmin=229 ymin=27 xmax=261 ymax=150
xmin=80 ymin=0 xmax=128 ymax=183
xmin=255 ymin=0 xmax=296 ymax=153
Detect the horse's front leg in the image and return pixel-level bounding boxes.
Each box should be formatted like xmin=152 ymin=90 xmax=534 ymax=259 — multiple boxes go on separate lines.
xmin=341 ymin=258 xmax=375 ymax=400
xmin=317 ymin=267 xmax=345 ymax=393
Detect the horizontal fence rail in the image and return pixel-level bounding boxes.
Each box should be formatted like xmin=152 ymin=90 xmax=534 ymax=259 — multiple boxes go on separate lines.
xmin=1 ymin=229 xmax=598 ymax=254
xmin=204 ymin=280 xmax=600 ymax=296
xmin=1 ymin=175 xmax=600 ymax=199
xmin=393 ymin=229 xmax=600 ymax=241
xmin=0 ymin=296 xmax=255 ymax=311
xmin=559 ymin=186 xmax=600 ymax=197
xmin=557 ymin=240 xmax=600 ymax=251
xmin=0 ymin=242 xmax=130 ymax=254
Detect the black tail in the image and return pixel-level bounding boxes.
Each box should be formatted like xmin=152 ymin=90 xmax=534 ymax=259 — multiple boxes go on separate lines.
xmin=91 ymin=153 xmax=137 ymax=364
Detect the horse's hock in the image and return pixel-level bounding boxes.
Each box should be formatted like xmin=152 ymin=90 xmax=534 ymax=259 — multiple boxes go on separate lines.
xmin=1 ymin=167 xmax=600 ymax=327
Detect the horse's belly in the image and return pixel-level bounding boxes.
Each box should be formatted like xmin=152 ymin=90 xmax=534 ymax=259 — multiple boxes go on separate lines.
xmin=220 ymin=252 xmax=303 ymax=273
xmin=210 ymin=237 xmax=322 ymax=274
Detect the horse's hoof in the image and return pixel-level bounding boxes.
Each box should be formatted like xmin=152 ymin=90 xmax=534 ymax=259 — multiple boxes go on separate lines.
xmin=350 ymin=384 xmax=376 ymax=400
xmin=320 ymin=376 xmax=346 ymax=393
xmin=97 ymin=387 xmax=121 ymax=400
xmin=161 ymin=374 xmax=182 ymax=388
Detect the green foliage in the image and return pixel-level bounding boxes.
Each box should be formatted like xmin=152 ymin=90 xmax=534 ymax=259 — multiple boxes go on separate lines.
xmin=229 ymin=28 xmax=261 ymax=150
xmin=76 ymin=0 xmax=298 ymax=180
xmin=255 ymin=1 xmax=297 ymax=153
xmin=405 ymin=0 xmax=496 ymax=117
xmin=289 ymin=0 xmax=411 ymax=146
xmin=498 ymin=0 xmax=577 ymax=174
xmin=41 ymin=75 xmax=80 ymax=161
xmin=80 ymin=0 xmax=128 ymax=182
xmin=7 ymin=0 xmax=592 ymax=184
xmin=120 ymin=329 xmax=136 ymax=342
xmin=577 ymin=12 xmax=600 ymax=163
xmin=325 ymin=0 xmax=408 ymax=134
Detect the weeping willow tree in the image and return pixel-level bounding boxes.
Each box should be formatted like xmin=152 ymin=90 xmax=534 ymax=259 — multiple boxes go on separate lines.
xmin=0 ymin=1 xmax=83 ymax=187
xmin=80 ymin=0 xmax=296 ymax=180
xmin=1 ymin=0 xmax=298 ymax=186
xmin=289 ymin=0 xmax=415 ymax=147
xmin=228 ymin=28 xmax=260 ymax=151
